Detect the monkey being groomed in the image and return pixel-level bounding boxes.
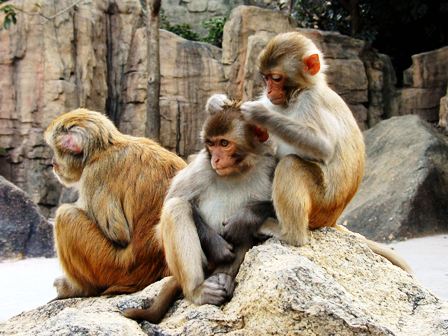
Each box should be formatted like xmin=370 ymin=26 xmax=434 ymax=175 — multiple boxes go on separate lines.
xmin=207 ymin=31 xmax=412 ymax=273
xmin=123 ymin=101 xmax=277 ymax=323
xmin=44 ymin=108 xmax=186 ymax=299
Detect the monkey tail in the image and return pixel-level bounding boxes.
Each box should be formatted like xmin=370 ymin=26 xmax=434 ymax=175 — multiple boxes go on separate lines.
xmin=122 ymin=276 xmax=182 ymax=323
xmin=334 ymin=224 xmax=413 ymax=274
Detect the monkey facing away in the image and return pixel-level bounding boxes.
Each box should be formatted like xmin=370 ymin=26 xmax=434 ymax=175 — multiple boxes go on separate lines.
xmin=44 ymin=108 xmax=186 ymax=298
xmin=208 ymin=32 xmax=411 ymax=272
xmin=123 ymin=101 xmax=277 ymax=322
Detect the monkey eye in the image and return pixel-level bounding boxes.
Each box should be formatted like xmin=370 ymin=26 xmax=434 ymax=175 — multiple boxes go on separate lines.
xmin=205 ymin=139 xmax=214 ymax=146
xmin=271 ymin=74 xmax=283 ymax=82
xmin=220 ymin=139 xmax=229 ymax=147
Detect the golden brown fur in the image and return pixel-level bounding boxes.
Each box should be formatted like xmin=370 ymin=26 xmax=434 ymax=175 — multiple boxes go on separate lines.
xmin=207 ymin=32 xmax=411 ymax=273
xmin=45 ymin=108 xmax=186 ymax=298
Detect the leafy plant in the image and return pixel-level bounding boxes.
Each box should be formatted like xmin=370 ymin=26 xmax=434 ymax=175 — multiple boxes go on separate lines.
xmin=160 ymin=9 xmax=200 ymax=41
xmin=201 ymin=16 xmax=226 ymax=47
xmin=0 ymin=0 xmax=17 ymax=30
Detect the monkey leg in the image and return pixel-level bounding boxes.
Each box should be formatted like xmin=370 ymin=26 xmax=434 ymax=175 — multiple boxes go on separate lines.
xmin=160 ymin=197 xmax=207 ymax=304
xmin=54 ymin=204 xmax=136 ymax=298
xmin=273 ymin=155 xmax=325 ymax=246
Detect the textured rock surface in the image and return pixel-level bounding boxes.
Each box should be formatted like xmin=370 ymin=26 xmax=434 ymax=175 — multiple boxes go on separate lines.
xmin=0 ymin=0 xmax=143 ymax=216
xmin=161 ymin=0 xmax=284 ymax=36
xmin=1 ymin=230 xmax=447 ymax=335
xmin=222 ymin=6 xmax=370 ymax=128
xmin=362 ymin=50 xmax=398 ymax=127
xmin=120 ymin=29 xmax=227 ymax=155
xmin=0 ymin=176 xmax=54 ymax=259
xmin=398 ymin=46 xmax=448 ymax=122
xmin=438 ymin=86 xmax=448 ymax=131
xmin=340 ymin=115 xmax=448 ymax=241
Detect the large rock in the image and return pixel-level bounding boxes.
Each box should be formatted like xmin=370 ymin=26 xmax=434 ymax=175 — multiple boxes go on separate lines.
xmin=398 ymin=46 xmax=448 ymax=122
xmin=1 ymin=230 xmax=447 ymax=335
xmin=0 ymin=0 xmax=143 ymax=215
xmin=340 ymin=115 xmax=448 ymax=241
xmin=361 ymin=50 xmax=398 ymax=127
xmin=0 ymin=176 xmax=54 ymax=259
xmin=222 ymin=6 xmax=370 ymax=128
xmin=438 ymin=86 xmax=448 ymax=131
xmin=120 ymin=29 xmax=227 ymax=156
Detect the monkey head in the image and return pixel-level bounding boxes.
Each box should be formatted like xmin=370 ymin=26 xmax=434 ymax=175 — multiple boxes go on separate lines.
xmin=258 ymin=32 xmax=326 ymax=105
xmin=201 ymin=103 xmax=269 ymax=177
xmin=44 ymin=108 xmax=121 ymax=186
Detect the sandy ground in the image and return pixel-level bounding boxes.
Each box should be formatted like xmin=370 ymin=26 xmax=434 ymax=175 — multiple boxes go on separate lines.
xmin=0 ymin=234 xmax=447 ymax=322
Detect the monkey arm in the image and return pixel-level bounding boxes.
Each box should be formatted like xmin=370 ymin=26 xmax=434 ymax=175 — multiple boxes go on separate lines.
xmin=241 ymin=101 xmax=335 ymax=163
xmin=222 ymin=201 xmax=276 ymax=245
xmin=166 ymin=150 xmax=214 ymax=201
xmin=191 ymin=204 xmax=235 ymax=265
xmin=205 ymin=93 xmax=231 ymax=114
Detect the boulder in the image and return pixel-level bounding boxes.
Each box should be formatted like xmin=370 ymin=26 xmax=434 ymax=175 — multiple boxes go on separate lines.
xmin=0 ymin=0 xmax=143 ymax=214
xmin=221 ymin=7 xmax=370 ymax=128
xmin=340 ymin=115 xmax=448 ymax=241
xmin=120 ymin=29 xmax=227 ymax=156
xmin=398 ymin=46 xmax=448 ymax=122
xmin=0 ymin=176 xmax=54 ymax=259
xmin=1 ymin=230 xmax=447 ymax=335
xmin=438 ymin=86 xmax=448 ymax=131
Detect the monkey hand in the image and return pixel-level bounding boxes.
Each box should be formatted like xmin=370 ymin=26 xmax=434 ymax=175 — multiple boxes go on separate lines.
xmin=222 ymin=214 xmax=257 ymax=245
xmin=206 ymin=94 xmax=231 ymax=114
xmin=203 ymin=233 xmax=235 ymax=265
xmin=193 ymin=273 xmax=235 ymax=305
xmin=240 ymin=101 xmax=271 ymax=124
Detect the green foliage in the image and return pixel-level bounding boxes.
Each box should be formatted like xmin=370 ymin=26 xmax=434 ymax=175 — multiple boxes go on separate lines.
xmin=0 ymin=147 xmax=7 ymax=155
xmin=160 ymin=10 xmax=200 ymax=41
xmin=160 ymin=9 xmax=226 ymax=47
xmin=201 ymin=17 xmax=226 ymax=47
xmin=0 ymin=0 xmax=17 ymax=30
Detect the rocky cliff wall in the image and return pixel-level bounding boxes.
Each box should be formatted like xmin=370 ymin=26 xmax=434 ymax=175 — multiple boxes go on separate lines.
xmin=0 ymin=3 xmax=445 ymax=215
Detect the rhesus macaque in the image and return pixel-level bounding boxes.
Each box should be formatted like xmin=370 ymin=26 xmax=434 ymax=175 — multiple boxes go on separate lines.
xmin=44 ymin=108 xmax=186 ymax=298
xmin=207 ymin=32 xmax=411 ymax=273
xmin=123 ymin=101 xmax=277 ymax=322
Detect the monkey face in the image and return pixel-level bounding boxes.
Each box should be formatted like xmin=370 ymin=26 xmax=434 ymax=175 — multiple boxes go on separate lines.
xmin=262 ymin=72 xmax=287 ymax=105
xmin=205 ymin=137 xmax=244 ymax=176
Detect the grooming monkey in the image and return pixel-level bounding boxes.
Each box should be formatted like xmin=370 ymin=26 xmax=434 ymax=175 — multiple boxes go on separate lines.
xmin=44 ymin=108 xmax=186 ymax=298
xmin=123 ymin=101 xmax=277 ymax=322
xmin=208 ymin=32 xmax=411 ymax=272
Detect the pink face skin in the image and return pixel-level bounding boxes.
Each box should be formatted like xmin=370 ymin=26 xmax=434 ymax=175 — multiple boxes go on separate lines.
xmin=206 ymin=137 xmax=239 ymax=176
xmin=263 ymin=72 xmax=287 ymax=105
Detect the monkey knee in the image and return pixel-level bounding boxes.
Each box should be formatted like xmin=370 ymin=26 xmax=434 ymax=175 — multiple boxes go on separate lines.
xmin=275 ymin=155 xmax=300 ymax=174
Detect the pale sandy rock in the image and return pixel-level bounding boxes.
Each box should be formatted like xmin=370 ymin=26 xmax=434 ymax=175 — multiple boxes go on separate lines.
xmin=0 ymin=0 xmax=142 ymax=215
xmin=1 ymin=230 xmax=447 ymax=335
xmin=222 ymin=6 xmax=293 ymax=99
xmin=221 ymin=8 xmax=369 ymax=127
xmin=398 ymin=46 xmax=448 ymax=122
xmin=403 ymin=46 xmax=448 ymax=88
xmin=398 ymin=86 xmax=446 ymax=122
xmin=439 ymin=92 xmax=448 ymax=130
xmin=120 ymin=29 xmax=227 ymax=156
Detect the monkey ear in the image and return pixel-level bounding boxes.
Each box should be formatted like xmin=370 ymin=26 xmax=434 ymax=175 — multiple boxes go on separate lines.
xmin=252 ymin=125 xmax=269 ymax=143
xmin=59 ymin=132 xmax=83 ymax=154
xmin=304 ymin=54 xmax=321 ymax=76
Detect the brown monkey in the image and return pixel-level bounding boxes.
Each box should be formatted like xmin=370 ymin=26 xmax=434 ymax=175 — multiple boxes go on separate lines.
xmin=123 ymin=101 xmax=277 ymax=322
xmin=208 ymin=32 xmax=411 ymax=272
xmin=44 ymin=108 xmax=186 ymax=298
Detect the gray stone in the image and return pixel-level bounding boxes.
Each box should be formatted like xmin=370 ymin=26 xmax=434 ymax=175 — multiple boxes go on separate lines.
xmin=0 ymin=176 xmax=54 ymax=259
xmin=1 ymin=231 xmax=447 ymax=335
xmin=340 ymin=115 xmax=448 ymax=241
